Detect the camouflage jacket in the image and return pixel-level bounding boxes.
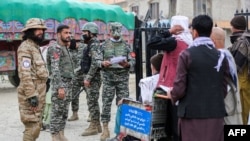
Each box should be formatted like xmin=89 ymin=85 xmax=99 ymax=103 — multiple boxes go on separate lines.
xmin=17 ymin=39 xmax=48 ymax=98
xmin=71 ymin=42 xmax=87 ymax=75
xmin=96 ymin=38 xmax=135 ymax=70
xmin=47 ymin=41 xmax=74 ymax=88
xmin=69 ymin=48 xmax=78 ymax=69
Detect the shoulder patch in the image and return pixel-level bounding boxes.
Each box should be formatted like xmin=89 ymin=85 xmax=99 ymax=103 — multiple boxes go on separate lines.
xmin=21 ymin=57 xmax=31 ymax=70
xmin=53 ymin=52 xmax=59 ymax=60
xmin=130 ymin=52 xmax=136 ymax=58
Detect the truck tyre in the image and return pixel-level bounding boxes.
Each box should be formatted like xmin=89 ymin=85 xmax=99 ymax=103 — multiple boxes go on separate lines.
xmin=8 ymin=71 xmax=20 ymax=87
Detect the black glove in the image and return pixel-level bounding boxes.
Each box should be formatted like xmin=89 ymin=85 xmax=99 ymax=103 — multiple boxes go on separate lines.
xmin=28 ymin=96 xmax=39 ymax=107
xmin=159 ymin=29 xmax=171 ymax=38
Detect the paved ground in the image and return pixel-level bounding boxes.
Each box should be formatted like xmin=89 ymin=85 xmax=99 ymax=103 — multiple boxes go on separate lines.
xmin=0 ymin=74 xmax=137 ymax=141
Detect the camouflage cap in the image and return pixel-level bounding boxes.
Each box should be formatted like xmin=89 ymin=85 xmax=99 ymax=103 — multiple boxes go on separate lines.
xmin=21 ymin=18 xmax=47 ymax=32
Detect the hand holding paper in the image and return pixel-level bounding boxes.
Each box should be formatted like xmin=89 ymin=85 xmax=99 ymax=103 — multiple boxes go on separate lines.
xmin=110 ymin=56 xmax=127 ymax=64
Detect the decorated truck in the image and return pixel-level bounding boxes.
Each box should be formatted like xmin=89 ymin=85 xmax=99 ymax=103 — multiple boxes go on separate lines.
xmin=0 ymin=0 xmax=135 ymax=87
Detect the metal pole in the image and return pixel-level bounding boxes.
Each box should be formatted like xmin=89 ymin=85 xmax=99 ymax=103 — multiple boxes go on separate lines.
xmin=134 ymin=28 xmax=143 ymax=101
xmin=246 ymin=9 xmax=249 ymax=31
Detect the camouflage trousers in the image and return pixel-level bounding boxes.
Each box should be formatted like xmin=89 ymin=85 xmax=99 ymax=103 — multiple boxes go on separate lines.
xmin=101 ymin=71 xmax=129 ymax=123
xmin=18 ymin=79 xmax=47 ymax=123
xmin=71 ymin=74 xmax=84 ymax=112
xmin=23 ymin=122 xmax=41 ymax=141
xmin=17 ymin=79 xmax=47 ymax=140
xmin=50 ymin=78 xmax=72 ymax=134
xmin=86 ymin=74 xmax=102 ymax=121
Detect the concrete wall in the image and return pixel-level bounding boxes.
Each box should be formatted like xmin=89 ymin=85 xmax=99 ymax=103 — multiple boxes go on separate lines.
xmin=212 ymin=0 xmax=239 ymax=21
xmin=176 ymin=0 xmax=193 ymax=19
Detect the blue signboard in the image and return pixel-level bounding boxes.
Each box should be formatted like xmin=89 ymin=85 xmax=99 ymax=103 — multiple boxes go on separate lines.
xmin=120 ymin=104 xmax=152 ymax=135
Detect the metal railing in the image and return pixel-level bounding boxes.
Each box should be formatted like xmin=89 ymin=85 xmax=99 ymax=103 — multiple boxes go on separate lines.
xmin=133 ymin=14 xmax=170 ymax=100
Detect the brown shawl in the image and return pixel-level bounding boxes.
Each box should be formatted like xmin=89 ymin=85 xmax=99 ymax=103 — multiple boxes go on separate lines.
xmin=228 ymin=31 xmax=250 ymax=77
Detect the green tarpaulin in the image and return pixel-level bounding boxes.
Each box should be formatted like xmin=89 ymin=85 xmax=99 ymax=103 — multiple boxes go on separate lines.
xmin=0 ymin=0 xmax=134 ymax=30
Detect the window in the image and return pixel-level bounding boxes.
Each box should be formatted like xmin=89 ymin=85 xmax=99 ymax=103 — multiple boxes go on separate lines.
xmin=150 ymin=2 xmax=159 ymax=19
xmin=169 ymin=0 xmax=177 ymax=17
xmin=194 ymin=0 xmax=212 ymax=16
xmin=131 ymin=6 xmax=139 ymax=16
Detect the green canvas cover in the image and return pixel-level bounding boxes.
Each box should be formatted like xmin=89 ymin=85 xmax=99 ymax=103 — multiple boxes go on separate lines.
xmin=0 ymin=0 xmax=134 ymax=30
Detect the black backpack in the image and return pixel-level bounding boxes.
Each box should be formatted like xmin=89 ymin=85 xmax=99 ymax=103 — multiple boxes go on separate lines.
xmin=80 ymin=46 xmax=91 ymax=73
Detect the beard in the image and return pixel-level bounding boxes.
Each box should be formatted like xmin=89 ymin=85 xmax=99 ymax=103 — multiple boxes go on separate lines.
xmin=30 ymin=33 xmax=45 ymax=44
xmin=61 ymin=37 xmax=70 ymax=44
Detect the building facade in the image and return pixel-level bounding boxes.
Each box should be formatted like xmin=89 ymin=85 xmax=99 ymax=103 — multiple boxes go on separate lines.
xmin=82 ymin=0 xmax=250 ymax=46
xmin=121 ymin=0 xmax=250 ymax=46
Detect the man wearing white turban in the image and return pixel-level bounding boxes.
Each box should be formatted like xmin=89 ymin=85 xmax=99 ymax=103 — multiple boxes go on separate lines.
xmin=147 ymin=15 xmax=192 ymax=141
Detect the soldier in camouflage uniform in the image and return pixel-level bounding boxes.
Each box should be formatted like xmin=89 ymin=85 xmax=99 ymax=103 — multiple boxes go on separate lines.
xmin=96 ymin=22 xmax=135 ymax=141
xmin=47 ymin=25 xmax=74 ymax=141
xmin=80 ymin=22 xmax=102 ymax=136
xmin=17 ymin=18 xmax=48 ymax=141
xmin=68 ymin=38 xmax=86 ymax=121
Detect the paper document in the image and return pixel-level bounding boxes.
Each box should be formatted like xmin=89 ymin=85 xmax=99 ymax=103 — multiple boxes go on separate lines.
xmin=110 ymin=56 xmax=127 ymax=64
xmin=159 ymin=85 xmax=171 ymax=93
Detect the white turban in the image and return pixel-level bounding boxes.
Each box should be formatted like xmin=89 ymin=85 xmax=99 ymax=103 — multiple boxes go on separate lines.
xmin=171 ymin=15 xmax=193 ymax=45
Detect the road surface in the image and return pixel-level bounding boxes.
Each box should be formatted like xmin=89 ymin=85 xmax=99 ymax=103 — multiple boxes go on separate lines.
xmin=0 ymin=74 xmax=137 ymax=141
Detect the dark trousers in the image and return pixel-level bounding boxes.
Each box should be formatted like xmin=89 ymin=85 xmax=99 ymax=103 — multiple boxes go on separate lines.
xmin=166 ymin=101 xmax=179 ymax=141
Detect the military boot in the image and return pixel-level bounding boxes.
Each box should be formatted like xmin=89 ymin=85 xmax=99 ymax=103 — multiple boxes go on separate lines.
xmin=59 ymin=130 xmax=68 ymax=141
xmin=100 ymin=122 xmax=110 ymax=141
xmin=52 ymin=133 xmax=60 ymax=141
xmin=68 ymin=111 xmax=79 ymax=121
xmin=96 ymin=121 xmax=102 ymax=133
xmin=81 ymin=120 xmax=98 ymax=136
